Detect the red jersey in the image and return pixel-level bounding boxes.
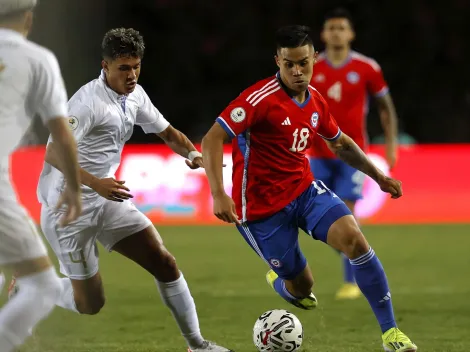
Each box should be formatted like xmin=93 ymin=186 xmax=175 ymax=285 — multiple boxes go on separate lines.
xmin=217 ymin=74 xmax=341 ymax=221
xmin=310 ymin=51 xmax=389 ymax=158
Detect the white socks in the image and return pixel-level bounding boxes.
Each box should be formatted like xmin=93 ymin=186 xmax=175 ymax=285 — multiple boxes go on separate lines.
xmin=0 ymin=267 xmax=62 ymax=352
xmin=156 ymin=272 xmax=204 ymax=349
xmin=56 ymin=277 xmax=79 ymax=313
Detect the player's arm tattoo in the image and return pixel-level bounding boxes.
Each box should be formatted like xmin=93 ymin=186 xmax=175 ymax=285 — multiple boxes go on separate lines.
xmin=326 ymin=134 xmax=382 ymax=182
xmin=376 ymin=93 xmax=398 ymax=148
xmin=157 ymin=125 xmax=197 ymax=158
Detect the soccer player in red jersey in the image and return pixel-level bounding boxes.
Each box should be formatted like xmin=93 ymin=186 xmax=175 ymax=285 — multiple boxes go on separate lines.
xmin=202 ymin=25 xmax=416 ymax=351
xmin=310 ymin=8 xmax=399 ymax=300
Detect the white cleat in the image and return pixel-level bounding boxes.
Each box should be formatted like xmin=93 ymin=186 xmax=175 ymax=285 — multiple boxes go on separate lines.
xmin=187 ymin=341 xmax=234 ymax=352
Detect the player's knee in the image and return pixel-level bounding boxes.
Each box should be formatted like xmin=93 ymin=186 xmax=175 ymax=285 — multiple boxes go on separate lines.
xmin=340 ymin=224 xmax=369 ymax=259
xmin=75 ymin=293 xmax=105 ymax=315
xmin=149 ymin=250 xmax=179 ymax=282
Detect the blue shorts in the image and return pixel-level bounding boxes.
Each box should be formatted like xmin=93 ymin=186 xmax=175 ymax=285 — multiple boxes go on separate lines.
xmin=236 ymin=181 xmax=351 ymax=280
xmin=310 ymin=158 xmax=365 ymax=202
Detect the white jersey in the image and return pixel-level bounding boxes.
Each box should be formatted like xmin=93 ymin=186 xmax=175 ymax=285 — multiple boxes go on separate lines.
xmin=0 ymin=28 xmax=67 ymax=177
xmin=37 ymin=70 xmax=170 ymax=209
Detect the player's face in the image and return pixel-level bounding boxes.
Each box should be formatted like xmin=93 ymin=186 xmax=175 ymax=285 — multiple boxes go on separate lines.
xmin=275 ymin=45 xmax=315 ymax=93
xmin=321 ymin=18 xmax=355 ymax=49
xmin=102 ymin=56 xmax=141 ymax=95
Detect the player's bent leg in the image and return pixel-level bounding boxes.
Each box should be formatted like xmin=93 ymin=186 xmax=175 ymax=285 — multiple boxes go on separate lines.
xmin=111 ymin=225 xmax=232 ymax=351
xmin=112 ymin=226 xmax=201 ymax=347
xmin=39 ymin=204 xmax=106 ymax=315
xmin=62 ymin=272 xmax=105 ymax=315
xmin=237 ymin=216 xmax=317 ymax=311
xmin=266 ymin=265 xmax=318 ymax=311
xmin=326 ymin=215 xmax=417 ymax=351
xmin=283 ymin=264 xmax=314 ymax=298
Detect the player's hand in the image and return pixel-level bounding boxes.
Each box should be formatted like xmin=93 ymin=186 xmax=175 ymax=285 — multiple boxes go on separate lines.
xmin=56 ymin=186 xmax=82 ymax=227
xmin=386 ymin=144 xmax=398 ymax=170
xmin=377 ymin=174 xmax=402 ymax=199
xmin=185 ymin=156 xmax=226 ymax=170
xmin=213 ymin=193 xmax=240 ymax=225
xmin=92 ymin=177 xmax=133 ymax=202
xmin=185 ymin=156 xmax=204 ymax=169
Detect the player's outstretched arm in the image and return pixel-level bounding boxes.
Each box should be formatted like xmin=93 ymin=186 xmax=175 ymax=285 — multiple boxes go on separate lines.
xmin=202 ymin=123 xmax=240 ymax=224
xmin=376 ymin=93 xmax=399 ymax=169
xmin=156 ymin=125 xmax=203 ymax=169
xmin=325 ymin=133 xmax=403 ymax=199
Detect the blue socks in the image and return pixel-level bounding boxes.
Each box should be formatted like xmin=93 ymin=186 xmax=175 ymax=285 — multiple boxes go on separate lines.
xmin=273 ymin=277 xmax=299 ymax=304
xmin=350 ymin=247 xmax=397 ymax=333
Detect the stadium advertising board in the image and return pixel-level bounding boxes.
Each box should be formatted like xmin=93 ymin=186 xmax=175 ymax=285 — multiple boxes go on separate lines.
xmin=10 ymin=144 xmax=470 ymax=225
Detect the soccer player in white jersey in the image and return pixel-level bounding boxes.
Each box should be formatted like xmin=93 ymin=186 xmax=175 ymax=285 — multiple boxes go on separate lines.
xmin=33 ymin=28 xmax=231 ymax=352
xmin=0 ymin=1 xmax=82 ymax=351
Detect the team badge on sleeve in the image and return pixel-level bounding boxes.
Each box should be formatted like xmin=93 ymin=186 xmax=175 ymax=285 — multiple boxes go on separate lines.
xmin=311 ymin=112 xmax=319 ymax=128
xmin=68 ymin=116 xmax=79 ymax=131
xmin=230 ymin=107 xmax=246 ymax=123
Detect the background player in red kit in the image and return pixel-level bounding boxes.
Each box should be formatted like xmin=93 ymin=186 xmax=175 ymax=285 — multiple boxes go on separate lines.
xmin=202 ymin=25 xmax=416 ymax=351
xmin=310 ymin=8 xmax=399 ymax=300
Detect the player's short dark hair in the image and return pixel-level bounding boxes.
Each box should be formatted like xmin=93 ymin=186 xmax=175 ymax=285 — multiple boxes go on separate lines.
xmin=101 ymin=28 xmax=145 ymax=61
xmin=324 ymin=8 xmax=354 ymax=29
xmin=276 ymin=25 xmax=313 ymax=51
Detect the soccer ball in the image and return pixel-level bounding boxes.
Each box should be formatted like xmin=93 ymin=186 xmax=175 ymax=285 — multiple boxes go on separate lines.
xmin=253 ymin=309 xmax=303 ymax=352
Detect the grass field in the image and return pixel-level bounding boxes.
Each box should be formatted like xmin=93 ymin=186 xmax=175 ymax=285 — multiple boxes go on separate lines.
xmin=13 ymin=224 xmax=470 ymax=352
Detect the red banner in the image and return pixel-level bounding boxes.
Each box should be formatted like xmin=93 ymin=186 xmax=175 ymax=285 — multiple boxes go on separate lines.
xmin=10 ymin=144 xmax=470 ymax=225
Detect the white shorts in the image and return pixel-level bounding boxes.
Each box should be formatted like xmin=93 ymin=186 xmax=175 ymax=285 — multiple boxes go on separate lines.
xmin=41 ymin=199 xmax=152 ymax=280
xmin=0 ymin=200 xmax=48 ymax=266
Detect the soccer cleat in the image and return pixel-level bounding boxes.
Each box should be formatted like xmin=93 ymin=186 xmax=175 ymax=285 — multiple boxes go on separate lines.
xmin=335 ymin=283 xmax=362 ymax=300
xmin=7 ymin=275 xmax=18 ymax=300
xmin=266 ymin=270 xmax=318 ymax=310
xmin=187 ymin=340 xmax=234 ymax=351
xmin=382 ymin=328 xmax=417 ymax=352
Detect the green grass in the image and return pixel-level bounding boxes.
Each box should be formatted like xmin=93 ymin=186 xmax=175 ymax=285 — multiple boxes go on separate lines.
xmin=14 ymin=224 xmax=470 ymax=351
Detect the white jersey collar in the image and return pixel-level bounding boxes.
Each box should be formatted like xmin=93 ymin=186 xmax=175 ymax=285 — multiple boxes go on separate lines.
xmin=0 ymin=28 xmax=25 ymax=41
xmin=99 ymin=69 xmax=127 ymax=101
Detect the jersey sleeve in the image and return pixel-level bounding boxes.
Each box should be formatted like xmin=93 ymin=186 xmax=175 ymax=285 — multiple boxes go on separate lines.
xmin=67 ymin=102 xmax=95 ymax=143
xmin=316 ymin=95 xmax=341 ymax=141
xmin=216 ymin=92 xmax=263 ymax=139
xmin=32 ymin=50 xmax=68 ymax=123
xmin=135 ymin=86 xmax=170 ymax=134
xmin=366 ymin=60 xmax=389 ymax=98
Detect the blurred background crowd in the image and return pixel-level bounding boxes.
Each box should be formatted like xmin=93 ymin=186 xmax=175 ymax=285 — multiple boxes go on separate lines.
xmin=25 ymin=0 xmax=469 ymax=145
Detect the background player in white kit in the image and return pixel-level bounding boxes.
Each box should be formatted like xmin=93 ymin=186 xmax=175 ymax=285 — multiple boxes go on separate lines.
xmin=0 ymin=0 xmax=82 ymax=351
xmin=34 ymin=28 xmax=231 ymax=352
